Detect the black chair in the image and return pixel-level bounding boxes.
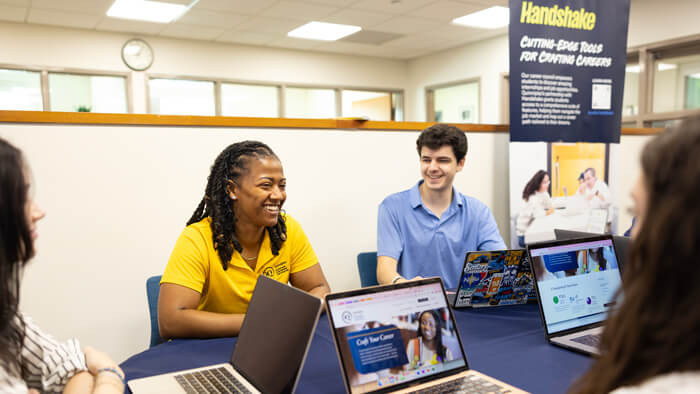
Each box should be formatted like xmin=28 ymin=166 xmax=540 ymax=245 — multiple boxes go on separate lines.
xmin=356 ymin=252 xmax=379 ymax=287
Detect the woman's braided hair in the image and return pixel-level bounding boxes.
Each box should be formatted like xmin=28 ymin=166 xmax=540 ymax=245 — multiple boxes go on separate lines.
xmin=187 ymin=141 xmax=287 ymax=270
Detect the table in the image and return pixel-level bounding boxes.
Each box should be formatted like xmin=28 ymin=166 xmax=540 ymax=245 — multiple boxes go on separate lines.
xmin=121 ymin=304 xmax=590 ymax=393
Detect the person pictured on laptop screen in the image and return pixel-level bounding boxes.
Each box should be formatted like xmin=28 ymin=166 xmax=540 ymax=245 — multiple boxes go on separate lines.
xmin=0 ymin=138 xmax=124 ymax=394
xmin=159 ymin=141 xmax=331 ymax=339
xmin=571 ymin=116 xmax=700 ymax=393
xmin=516 ymin=170 xmax=555 ymax=247
xmin=405 ymin=310 xmax=454 ymax=368
xmin=376 ymin=124 xmax=506 ymax=288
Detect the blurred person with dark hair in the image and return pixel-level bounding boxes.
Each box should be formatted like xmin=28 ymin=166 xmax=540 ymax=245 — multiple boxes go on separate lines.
xmin=0 ymin=138 xmax=124 ymax=394
xmin=570 ymin=115 xmax=700 ymax=393
xmin=377 ymin=124 xmax=505 ymax=288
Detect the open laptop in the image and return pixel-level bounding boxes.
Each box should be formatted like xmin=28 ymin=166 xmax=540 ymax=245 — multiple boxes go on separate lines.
xmin=527 ymin=235 xmax=622 ymax=355
xmin=325 ymin=278 xmax=525 ymax=393
xmin=554 ymin=229 xmax=630 ymax=271
xmin=450 ymin=250 xmax=535 ymax=308
xmin=128 ymin=275 xmax=322 ymax=394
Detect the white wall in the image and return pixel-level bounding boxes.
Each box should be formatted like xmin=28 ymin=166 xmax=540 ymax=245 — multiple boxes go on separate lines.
xmin=2 ymin=124 xmax=509 ymax=362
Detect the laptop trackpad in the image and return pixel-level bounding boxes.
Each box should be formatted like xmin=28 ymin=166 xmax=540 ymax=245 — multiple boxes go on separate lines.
xmin=552 ymin=327 xmax=602 ymax=355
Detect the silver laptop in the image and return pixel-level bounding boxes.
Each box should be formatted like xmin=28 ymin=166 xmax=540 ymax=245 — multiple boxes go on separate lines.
xmin=527 ymin=235 xmax=622 ymax=355
xmin=325 ymin=278 xmax=525 ymax=393
xmin=128 ymin=275 xmax=322 ymax=394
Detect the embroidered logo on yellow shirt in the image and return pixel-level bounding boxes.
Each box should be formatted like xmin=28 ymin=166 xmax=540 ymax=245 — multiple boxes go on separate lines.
xmin=263 ymin=267 xmax=275 ymax=277
xmin=275 ymin=261 xmax=289 ymax=275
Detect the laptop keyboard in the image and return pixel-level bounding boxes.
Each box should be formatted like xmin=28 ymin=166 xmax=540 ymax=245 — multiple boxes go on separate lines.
xmin=174 ymin=366 xmax=253 ymax=394
xmin=571 ymin=334 xmax=601 ymax=347
xmin=410 ymin=374 xmax=511 ymax=394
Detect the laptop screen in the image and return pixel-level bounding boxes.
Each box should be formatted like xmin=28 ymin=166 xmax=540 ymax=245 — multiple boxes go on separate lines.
xmin=529 ymin=237 xmax=622 ymax=334
xmin=327 ymin=280 xmax=467 ymax=393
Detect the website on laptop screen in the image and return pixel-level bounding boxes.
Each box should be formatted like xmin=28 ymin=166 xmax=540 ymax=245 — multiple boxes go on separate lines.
xmin=529 ymin=239 xmax=622 ymax=334
xmin=328 ymin=282 xmax=466 ymax=394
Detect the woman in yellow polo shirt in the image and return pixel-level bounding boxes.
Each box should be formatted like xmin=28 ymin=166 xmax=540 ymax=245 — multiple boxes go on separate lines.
xmin=159 ymin=141 xmax=331 ymax=339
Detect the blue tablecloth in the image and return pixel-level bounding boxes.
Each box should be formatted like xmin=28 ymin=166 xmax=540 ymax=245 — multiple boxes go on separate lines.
xmin=121 ymin=303 xmax=590 ymax=393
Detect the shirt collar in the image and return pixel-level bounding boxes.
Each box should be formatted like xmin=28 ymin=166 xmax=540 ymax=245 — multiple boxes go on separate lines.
xmin=410 ymin=180 xmax=464 ymax=209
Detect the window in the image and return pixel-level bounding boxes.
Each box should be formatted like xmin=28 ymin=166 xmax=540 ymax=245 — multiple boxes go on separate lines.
xmin=49 ymin=73 xmax=127 ymax=113
xmin=624 ymin=38 xmax=700 ymax=127
xmin=651 ymin=54 xmax=700 ymax=113
xmin=149 ymin=78 xmax=215 ymax=116
xmin=427 ymin=80 xmax=480 ymax=123
xmin=623 ymin=57 xmax=639 ymax=117
xmin=221 ymin=83 xmax=279 ymax=118
xmin=284 ymin=87 xmax=336 ymax=118
xmin=0 ymin=68 xmax=43 ymax=111
xmin=341 ymin=90 xmax=392 ymax=121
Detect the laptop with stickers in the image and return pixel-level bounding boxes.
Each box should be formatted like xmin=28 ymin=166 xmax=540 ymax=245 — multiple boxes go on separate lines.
xmin=449 ymin=250 xmax=536 ymax=308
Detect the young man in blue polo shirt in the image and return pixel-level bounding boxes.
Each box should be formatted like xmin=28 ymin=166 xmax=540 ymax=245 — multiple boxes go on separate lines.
xmin=376 ymin=124 xmax=506 ymax=289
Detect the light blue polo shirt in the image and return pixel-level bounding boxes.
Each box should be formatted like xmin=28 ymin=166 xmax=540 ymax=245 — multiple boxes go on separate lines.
xmin=377 ymin=181 xmax=506 ymax=289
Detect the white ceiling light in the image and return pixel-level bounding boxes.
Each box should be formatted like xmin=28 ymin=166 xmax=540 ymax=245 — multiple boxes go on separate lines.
xmin=657 ymin=63 xmax=677 ymax=71
xmin=107 ymin=0 xmax=188 ymax=23
xmin=288 ymin=21 xmax=361 ymax=41
xmin=452 ymin=6 xmax=509 ymax=29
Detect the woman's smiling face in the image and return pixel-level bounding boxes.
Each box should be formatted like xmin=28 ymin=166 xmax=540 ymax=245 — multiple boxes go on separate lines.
xmin=230 ymin=156 xmax=286 ymax=229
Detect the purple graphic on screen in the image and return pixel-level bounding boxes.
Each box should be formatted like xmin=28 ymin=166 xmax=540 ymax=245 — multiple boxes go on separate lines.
xmin=586 ymin=297 xmax=592 ymax=305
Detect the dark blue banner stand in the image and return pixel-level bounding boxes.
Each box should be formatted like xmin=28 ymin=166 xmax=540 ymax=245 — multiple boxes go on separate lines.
xmin=509 ymin=0 xmax=630 ymax=143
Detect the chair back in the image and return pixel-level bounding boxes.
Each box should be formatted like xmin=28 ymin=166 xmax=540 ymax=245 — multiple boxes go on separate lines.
xmin=146 ymin=275 xmax=164 ymax=347
xmin=357 ymin=252 xmax=378 ymax=287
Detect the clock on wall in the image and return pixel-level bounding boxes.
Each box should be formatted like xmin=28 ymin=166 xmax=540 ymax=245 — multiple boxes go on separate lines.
xmin=121 ymin=38 xmax=154 ymax=71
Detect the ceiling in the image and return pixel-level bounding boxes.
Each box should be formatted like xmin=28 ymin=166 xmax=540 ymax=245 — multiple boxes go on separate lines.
xmin=0 ymin=0 xmax=509 ymax=59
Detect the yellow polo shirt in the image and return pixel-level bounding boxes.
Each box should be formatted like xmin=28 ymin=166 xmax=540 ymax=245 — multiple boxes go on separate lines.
xmin=161 ymin=213 xmax=318 ymax=314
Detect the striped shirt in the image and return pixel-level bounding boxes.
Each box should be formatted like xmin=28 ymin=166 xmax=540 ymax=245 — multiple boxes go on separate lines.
xmin=1 ymin=313 xmax=87 ymax=394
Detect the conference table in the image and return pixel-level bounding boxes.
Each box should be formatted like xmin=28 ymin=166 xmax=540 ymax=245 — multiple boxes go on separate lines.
xmin=120 ymin=303 xmax=590 ymax=393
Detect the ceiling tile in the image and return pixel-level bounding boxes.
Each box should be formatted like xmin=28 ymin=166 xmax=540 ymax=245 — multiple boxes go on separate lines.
xmin=303 ymin=0 xmax=357 ymax=6
xmin=215 ymin=30 xmax=277 ymax=45
xmin=194 ymin=0 xmax=277 ymax=15
xmin=267 ymin=36 xmax=324 ymax=50
xmin=235 ymin=16 xmax=304 ymax=35
xmin=0 ymin=0 xmax=29 ymax=6
xmin=31 ymin=0 xmax=112 ymax=14
xmin=370 ymin=15 xmax=442 ymax=35
xmin=456 ymin=0 xmax=508 ymax=7
xmin=175 ymin=8 xmax=249 ymax=29
xmin=322 ymin=8 xmax=393 ymax=28
xmin=0 ymin=4 xmax=25 ymax=22
xmin=427 ymin=22 xmax=489 ymax=39
xmin=159 ymin=24 xmax=225 ymax=40
xmin=27 ymin=8 xmax=102 ymax=29
xmin=407 ymin=1 xmax=483 ymax=21
xmin=261 ymin=1 xmax=340 ymax=21
xmin=380 ymin=34 xmax=439 ymax=49
xmin=97 ymin=18 xmax=166 ymax=35
xmin=159 ymin=0 xmax=192 ymax=5
xmin=351 ymin=0 xmax=437 ymax=15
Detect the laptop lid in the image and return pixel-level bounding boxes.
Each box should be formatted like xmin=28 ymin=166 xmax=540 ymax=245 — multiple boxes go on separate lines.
xmin=527 ymin=235 xmax=622 ymax=338
xmin=554 ymin=229 xmax=630 ymax=271
xmin=232 ymin=275 xmax=322 ymax=394
xmin=453 ymin=250 xmax=533 ymax=308
xmin=326 ymin=278 xmax=469 ymax=394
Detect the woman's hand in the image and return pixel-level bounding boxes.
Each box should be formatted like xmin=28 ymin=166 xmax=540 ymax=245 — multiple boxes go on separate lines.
xmin=84 ymin=346 xmax=121 ymax=376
